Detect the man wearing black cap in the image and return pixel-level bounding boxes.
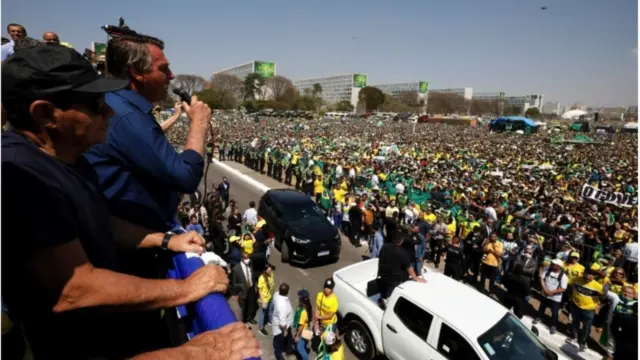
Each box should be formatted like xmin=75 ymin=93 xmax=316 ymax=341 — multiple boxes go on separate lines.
xmin=313 ymin=278 xmax=339 ymax=337
xmin=1 ymin=45 xmax=255 ymax=359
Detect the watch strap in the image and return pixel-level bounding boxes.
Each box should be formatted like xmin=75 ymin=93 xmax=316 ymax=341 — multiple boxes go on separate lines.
xmin=161 ymin=232 xmax=173 ymax=250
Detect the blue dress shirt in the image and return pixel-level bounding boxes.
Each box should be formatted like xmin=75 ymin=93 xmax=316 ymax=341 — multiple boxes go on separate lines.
xmin=84 ymin=89 xmax=204 ymax=232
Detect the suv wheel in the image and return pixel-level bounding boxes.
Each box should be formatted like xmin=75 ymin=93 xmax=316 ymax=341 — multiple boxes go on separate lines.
xmin=281 ymin=240 xmax=290 ymax=263
xmin=345 ymin=320 xmax=375 ymax=360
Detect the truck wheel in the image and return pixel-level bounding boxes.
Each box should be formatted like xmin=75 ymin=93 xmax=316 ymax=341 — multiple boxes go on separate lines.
xmin=345 ymin=320 xmax=375 ymax=360
xmin=281 ymin=241 xmax=290 ymax=263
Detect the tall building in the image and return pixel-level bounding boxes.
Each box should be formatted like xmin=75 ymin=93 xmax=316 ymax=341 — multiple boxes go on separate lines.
xmin=541 ymin=101 xmax=561 ymax=115
xmin=429 ymin=87 xmax=473 ymax=100
xmin=294 ymin=73 xmax=367 ymax=111
xmin=213 ymin=60 xmax=277 ymax=79
xmin=474 ymin=93 xmax=544 ymax=113
xmin=373 ymin=81 xmax=429 ymax=102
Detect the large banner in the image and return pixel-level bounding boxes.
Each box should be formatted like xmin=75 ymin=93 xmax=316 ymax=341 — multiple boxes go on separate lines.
xmin=253 ymin=61 xmax=276 ymax=78
xmin=418 ymin=81 xmax=429 ymax=94
xmin=580 ymin=184 xmax=637 ymax=208
xmin=92 ymin=42 xmax=106 ymax=57
xmin=353 ymin=74 xmax=367 ymax=88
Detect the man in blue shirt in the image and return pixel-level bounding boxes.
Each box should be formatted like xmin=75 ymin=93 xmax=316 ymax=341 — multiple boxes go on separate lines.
xmin=1 ymin=23 xmax=26 ymax=61
xmin=84 ymin=34 xmax=211 ymax=233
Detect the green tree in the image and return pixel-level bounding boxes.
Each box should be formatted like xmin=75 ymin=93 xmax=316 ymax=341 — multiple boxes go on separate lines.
xmin=243 ymin=73 xmax=265 ymax=100
xmin=209 ymin=73 xmax=242 ymax=109
xmin=334 ymin=100 xmax=354 ymax=112
xmin=312 ymin=83 xmax=323 ymax=97
xmin=194 ymin=88 xmax=224 ymax=109
xmin=358 ymin=86 xmax=386 ymax=112
xmin=524 ymin=107 xmax=541 ymax=119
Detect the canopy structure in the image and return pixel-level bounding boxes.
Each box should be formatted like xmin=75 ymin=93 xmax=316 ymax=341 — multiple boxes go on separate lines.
xmin=561 ymin=109 xmax=588 ymax=120
xmin=489 ymin=116 xmax=538 ymax=133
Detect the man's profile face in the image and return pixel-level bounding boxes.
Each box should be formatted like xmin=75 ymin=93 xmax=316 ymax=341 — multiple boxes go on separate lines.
xmin=47 ymin=94 xmax=113 ymax=151
xmin=8 ymin=25 xmax=25 ymax=41
xmin=144 ymin=44 xmax=174 ymax=103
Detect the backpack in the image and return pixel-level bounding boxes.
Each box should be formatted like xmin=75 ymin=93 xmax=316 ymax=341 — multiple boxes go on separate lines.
xmin=543 ymin=267 xmax=565 ymax=289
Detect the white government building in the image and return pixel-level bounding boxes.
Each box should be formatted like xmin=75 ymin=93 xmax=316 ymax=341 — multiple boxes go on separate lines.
xmin=429 ymin=87 xmax=474 ymax=100
xmin=293 ymin=73 xmax=366 ymax=110
xmin=213 ymin=61 xmax=255 ymax=79
xmin=474 ymin=92 xmax=544 ymax=113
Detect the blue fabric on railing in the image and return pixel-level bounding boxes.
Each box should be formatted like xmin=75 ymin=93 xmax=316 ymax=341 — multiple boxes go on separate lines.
xmin=170 ymin=252 xmax=260 ymax=360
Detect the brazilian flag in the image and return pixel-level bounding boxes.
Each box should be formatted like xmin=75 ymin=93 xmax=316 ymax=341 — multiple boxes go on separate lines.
xmin=320 ymin=189 xmax=332 ymax=210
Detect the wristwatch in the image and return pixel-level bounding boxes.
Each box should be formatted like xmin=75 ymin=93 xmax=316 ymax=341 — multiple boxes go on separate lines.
xmin=161 ymin=231 xmax=174 ymax=250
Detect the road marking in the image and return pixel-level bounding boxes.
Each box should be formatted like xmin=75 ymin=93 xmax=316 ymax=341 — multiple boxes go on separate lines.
xmin=297 ymin=268 xmax=309 ymax=277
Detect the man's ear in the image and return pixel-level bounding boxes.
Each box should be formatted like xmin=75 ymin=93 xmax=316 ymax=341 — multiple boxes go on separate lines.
xmin=29 ymin=100 xmax=57 ymax=130
xmin=128 ymin=66 xmax=145 ymax=83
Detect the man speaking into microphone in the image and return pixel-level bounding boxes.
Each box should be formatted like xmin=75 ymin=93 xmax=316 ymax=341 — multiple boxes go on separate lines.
xmin=84 ymin=34 xmax=210 ymax=235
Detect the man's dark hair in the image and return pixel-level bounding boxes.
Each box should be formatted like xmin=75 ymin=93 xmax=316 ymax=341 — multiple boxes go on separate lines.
xmin=105 ymin=34 xmax=164 ymax=79
xmin=279 ymin=283 xmax=289 ymax=296
xmin=6 ymin=23 xmax=26 ymax=36
xmin=249 ymin=201 xmax=256 ymax=208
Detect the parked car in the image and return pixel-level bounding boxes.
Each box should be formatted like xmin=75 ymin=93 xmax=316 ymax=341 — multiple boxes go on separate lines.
xmin=258 ymin=189 xmax=340 ymax=264
xmin=332 ymin=259 xmax=600 ymax=360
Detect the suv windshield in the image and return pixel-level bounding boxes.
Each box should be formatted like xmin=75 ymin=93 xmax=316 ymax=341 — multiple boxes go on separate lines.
xmin=282 ymin=202 xmax=324 ymax=223
xmin=477 ymin=314 xmax=556 ymax=360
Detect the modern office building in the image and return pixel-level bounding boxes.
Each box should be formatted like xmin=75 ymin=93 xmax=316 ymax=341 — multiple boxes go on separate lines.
xmin=429 ymin=87 xmax=473 ymax=100
xmin=541 ymin=101 xmax=562 ymax=115
xmin=373 ymin=81 xmax=429 ymax=101
xmin=474 ymin=92 xmax=544 ymax=113
xmin=294 ymin=73 xmax=367 ymax=110
xmin=213 ymin=60 xmax=277 ymax=79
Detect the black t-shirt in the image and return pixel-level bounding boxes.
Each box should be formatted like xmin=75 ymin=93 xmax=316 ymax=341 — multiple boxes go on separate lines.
xmin=444 ymin=244 xmax=464 ymax=267
xmin=2 ymin=131 xmax=122 ymax=358
xmin=378 ymin=243 xmax=411 ymax=283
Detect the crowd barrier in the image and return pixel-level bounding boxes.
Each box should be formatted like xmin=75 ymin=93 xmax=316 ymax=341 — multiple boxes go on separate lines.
xmin=168 ymin=253 xmax=261 ymax=360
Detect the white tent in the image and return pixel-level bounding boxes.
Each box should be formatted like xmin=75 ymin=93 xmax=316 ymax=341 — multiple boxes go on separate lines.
xmin=561 ymin=109 xmax=588 ymax=120
xmin=623 ymin=122 xmax=638 ymax=129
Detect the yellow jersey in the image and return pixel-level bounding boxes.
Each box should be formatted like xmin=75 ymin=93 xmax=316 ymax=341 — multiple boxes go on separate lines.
xmin=482 ymin=241 xmax=504 ymax=267
xmin=257 ymin=274 xmax=275 ymax=303
xmin=333 ymin=189 xmax=347 ymax=204
xmin=328 ymin=343 xmax=345 ymax=360
xmin=241 ymin=238 xmax=254 ymax=255
xmin=604 ymin=279 xmax=631 ymax=296
xmin=572 ymin=278 xmax=603 ymax=311
xmin=314 ymin=179 xmax=324 ymax=195
xmin=564 ymin=262 xmax=585 ymax=285
xmin=316 ymin=292 xmax=339 ymax=326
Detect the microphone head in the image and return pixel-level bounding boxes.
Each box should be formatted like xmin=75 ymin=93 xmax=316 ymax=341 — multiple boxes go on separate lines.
xmin=172 ymin=87 xmax=191 ymax=103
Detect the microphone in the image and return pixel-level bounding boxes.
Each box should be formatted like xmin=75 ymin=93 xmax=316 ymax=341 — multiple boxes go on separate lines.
xmin=172 ymin=87 xmax=191 ymax=104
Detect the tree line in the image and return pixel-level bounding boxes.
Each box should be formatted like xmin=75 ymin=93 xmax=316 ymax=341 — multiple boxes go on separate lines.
xmin=166 ymin=73 xmax=536 ymax=117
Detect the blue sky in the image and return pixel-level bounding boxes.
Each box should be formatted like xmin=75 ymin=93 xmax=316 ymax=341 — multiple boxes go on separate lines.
xmin=3 ymin=0 xmax=638 ymax=106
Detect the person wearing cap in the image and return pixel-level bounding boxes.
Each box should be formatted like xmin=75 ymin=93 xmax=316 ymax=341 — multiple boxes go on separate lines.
xmin=314 ymin=278 xmax=339 ymax=335
xmin=320 ymin=331 xmax=345 ymax=360
xmin=0 ymin=45 xmax=243 ymax=359
xmin=566 ymin=268 xmax=605 ymax=351
xmin=83 ymin=34 xmax=211 ymax=234
xmin=534 ymin=258 xmax=568 ymax=334
xmin=293 ymin=289 xmax=313 ymax=360
xmin=562 ymin=251 xmax=585 ymax=312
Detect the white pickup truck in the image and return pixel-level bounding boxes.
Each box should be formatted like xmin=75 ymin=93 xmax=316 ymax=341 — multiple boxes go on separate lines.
xmin=333 ymin=259 xmax=601 ymax=360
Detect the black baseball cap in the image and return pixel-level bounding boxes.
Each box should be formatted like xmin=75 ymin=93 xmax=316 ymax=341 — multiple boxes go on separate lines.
xmin=323 ymin=278 xmax=335 ymax=290
xmin=2 ymin=45 xmax=129 ymax=103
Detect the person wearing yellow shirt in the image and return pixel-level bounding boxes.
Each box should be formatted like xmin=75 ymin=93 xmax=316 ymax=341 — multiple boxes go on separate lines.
xmin=561 ymin=252 xmax=585 ymax=312
xmin=257 ymin=263 xmax=275 ymax=336
xmin=480 ymin=233 xmax=504 ymax=294
xmin=293 ymin=289 xmax=313 ymax=360
xmin=314 ymin=175 xmax=324 ymax=203
xmin=240 ymin=233 xmax=256 ymax=256
xmin=568 ymin=269 xmax=604 ymax=351
xmin=332 ymin=187 xmax=346 ymax=205
xmin=314 ymin=278 xmax=339 ymax=334
xmin=321 ymin=332 xmax=344 ymax=360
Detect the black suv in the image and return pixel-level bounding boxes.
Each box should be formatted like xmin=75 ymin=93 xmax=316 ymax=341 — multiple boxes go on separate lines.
xmin=258 ymin=189 xmax=341 ymax=264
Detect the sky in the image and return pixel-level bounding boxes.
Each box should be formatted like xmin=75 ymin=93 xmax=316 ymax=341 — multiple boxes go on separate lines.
xmin=2 ymin=0 xmax=638 ymax=107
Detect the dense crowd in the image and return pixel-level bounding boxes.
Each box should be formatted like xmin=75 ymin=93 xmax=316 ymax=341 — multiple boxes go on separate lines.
xmin=176 ymin=113 xmax=639 ymax=358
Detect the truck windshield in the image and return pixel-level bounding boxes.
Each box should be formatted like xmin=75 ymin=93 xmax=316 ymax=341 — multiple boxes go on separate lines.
xmin=477 ymin=314 xmax=556 ymax=360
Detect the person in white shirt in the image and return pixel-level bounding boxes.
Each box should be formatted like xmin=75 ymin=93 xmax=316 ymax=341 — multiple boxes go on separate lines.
xmin=335 ymin=164 xmax=343 ymax=178
xmin=534 ymin=258 xmax=568 ymax=334
xmin=394 ymin=182 xmax=405 ymax=195
xmin=272 ymin=283 xmax=294 ymax=360
xmin=371 ymin=173 xmax=379 ymax=189
xmin=188 ymin=203 xmax=208 ymax=228
xmin=243 ymin=201 xmax=258 ymax=227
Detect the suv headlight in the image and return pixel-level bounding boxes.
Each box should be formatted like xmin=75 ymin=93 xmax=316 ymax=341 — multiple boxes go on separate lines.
xmin=292 ymin=236 xmax=311 ymax=244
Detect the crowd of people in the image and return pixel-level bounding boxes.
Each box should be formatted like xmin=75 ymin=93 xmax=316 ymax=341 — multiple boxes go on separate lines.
xmin=205 ymin=113 xmax=638 ymax=359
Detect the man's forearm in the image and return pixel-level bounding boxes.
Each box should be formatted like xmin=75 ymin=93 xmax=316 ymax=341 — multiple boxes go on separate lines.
xmin=160 ymin=113 xmax=181 ymax=132
xmin=111 ymin=216 xmax=163 ymax=249
xmin=131 ymin=345 xmax=197 ymax=360
xmin=185 ymin=120 xmax=208 ymax=157
xmin=54 ymin=264 xmax=193 ymax=313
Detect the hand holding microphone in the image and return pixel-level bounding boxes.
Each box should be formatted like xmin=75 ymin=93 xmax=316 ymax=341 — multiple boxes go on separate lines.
xmin=174 ymin=89 xmax=212 ymax=127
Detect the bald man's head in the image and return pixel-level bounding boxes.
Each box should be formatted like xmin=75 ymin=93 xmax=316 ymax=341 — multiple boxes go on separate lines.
xmin=42 ymin=32 xmax=59 ymax=44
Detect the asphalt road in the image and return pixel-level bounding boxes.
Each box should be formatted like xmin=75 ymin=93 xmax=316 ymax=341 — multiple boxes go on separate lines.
xmin=199 ymin=159 xmax=605 ymax=360
xmin=202 ymin=160 xmax=366 ymax=360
